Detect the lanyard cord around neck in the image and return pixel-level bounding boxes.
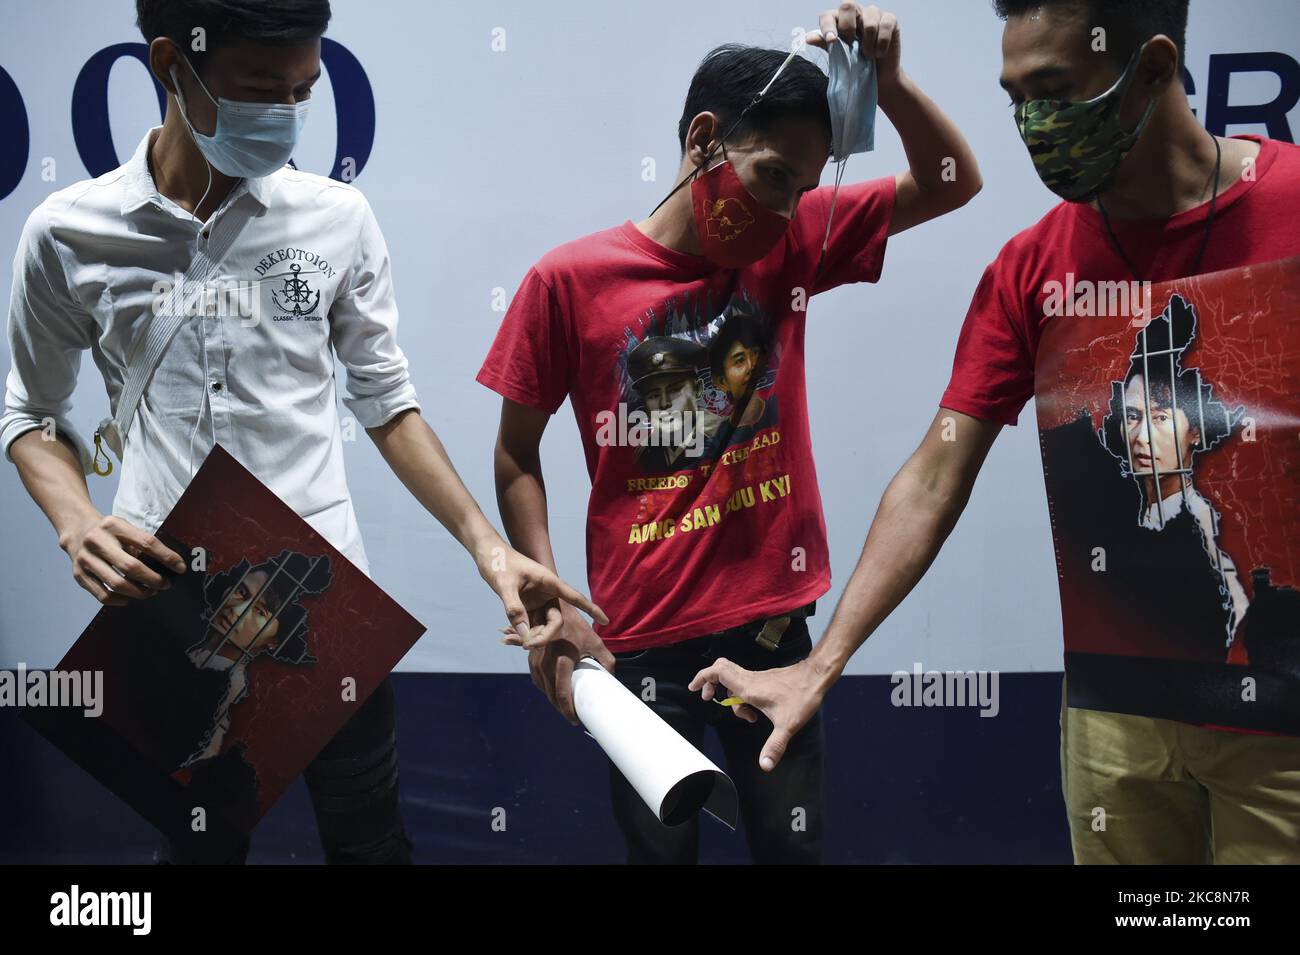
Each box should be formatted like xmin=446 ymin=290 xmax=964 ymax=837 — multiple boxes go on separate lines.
xmin=1096 ymin=130 xmax=1222 ymax=284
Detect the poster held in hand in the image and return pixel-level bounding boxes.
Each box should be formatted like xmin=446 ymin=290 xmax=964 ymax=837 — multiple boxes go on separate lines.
xmin=23 ymin=445 xmax=427 ymax=856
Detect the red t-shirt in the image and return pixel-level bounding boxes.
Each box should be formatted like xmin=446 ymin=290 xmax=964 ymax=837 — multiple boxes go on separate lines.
xmin=940 ymin=135 xmax=1300 ymax=733
xmin=478 ymin=178 xmax=896 ymax=650
xmin=941 ymin=136 xmax=1300 ymax=424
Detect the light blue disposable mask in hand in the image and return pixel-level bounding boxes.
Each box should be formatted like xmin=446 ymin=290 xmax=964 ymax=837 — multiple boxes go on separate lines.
xmin=819 ymin=37 xmax=879 ymax=275
xmin=170 ymin=55 xmax=309 ymax=180
xmin=827 ymin=37 xmax=878 ymax=161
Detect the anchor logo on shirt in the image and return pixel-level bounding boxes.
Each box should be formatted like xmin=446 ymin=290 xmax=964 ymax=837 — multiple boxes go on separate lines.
xmin=270 ymin=263 xmax=321 ymax=317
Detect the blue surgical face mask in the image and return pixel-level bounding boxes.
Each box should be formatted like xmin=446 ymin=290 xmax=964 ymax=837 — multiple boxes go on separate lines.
xmin=817 ymin=37 xmax=879 ymax=275
xmin=826 ymin=37 xmax=878 ymax=162
xmin=170 ymin=54 xmax=309 ymax=179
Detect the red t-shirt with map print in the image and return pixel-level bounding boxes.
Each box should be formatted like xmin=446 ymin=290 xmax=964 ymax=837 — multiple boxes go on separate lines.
xmin=478 ymin=178 xmax=896 ymax=651
xmin=940 ymin=136 xmax=1300 ymax=425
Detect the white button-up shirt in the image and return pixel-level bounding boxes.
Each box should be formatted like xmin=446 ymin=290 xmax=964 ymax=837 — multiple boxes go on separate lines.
xmin=2 ymin=127 xmax=420 ymax=573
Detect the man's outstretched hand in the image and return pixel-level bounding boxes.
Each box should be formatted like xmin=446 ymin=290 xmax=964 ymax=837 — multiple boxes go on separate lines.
xmin=503 ymin=606 xmax=616 ymax=725
xmin=477 ymin=543 xmax=607 ymax=647
xmin=690 ymin=657 xmax=835 ymax=771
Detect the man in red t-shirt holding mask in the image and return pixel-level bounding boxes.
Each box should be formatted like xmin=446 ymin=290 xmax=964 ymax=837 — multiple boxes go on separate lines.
xmin=693 ymin=0 xmax=1300 ymax=863
xmin=479 ymin=4 xmax=981 ymax=863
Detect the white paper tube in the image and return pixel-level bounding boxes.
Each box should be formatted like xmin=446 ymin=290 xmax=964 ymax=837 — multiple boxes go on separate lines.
xmin=570 ymin=656 xmax=738 ymax=828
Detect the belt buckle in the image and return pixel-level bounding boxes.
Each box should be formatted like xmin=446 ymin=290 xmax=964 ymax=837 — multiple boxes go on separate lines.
xmin=754 ymin=615 xmax=791 ymax=652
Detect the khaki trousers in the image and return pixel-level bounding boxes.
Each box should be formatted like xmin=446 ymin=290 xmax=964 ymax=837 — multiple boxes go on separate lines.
xmin=1060 ymin=682 xmax=1300 ymax=864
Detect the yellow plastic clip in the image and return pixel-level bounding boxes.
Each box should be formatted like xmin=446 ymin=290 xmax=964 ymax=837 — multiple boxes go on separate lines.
xmin=92 ymin=430 xmax=114 ymax=477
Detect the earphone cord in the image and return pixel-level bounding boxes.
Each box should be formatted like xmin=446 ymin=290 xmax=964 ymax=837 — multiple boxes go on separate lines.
xmin=186 ymin=314 xmax=218 ymax=480
xmin=171 ymin=68 xmax=225 ymax=480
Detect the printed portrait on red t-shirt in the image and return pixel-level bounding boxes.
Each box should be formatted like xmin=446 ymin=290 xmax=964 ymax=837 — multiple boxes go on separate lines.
xmin=1035 ymin=256 xmax=1300 ymax=734
xmin=618 ymin=291 xmax=780 ymax=475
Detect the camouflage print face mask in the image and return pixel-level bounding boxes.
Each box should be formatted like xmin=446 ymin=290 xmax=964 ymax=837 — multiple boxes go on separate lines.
xmin=1014 ymin=46 xmax=1157 ymax=202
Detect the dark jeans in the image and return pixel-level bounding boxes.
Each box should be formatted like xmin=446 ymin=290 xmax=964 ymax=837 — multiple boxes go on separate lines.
xmin=609 ymin=613 xmax=824 ymax=865
xmin=158 ymin=676 xmax=413 ymax=864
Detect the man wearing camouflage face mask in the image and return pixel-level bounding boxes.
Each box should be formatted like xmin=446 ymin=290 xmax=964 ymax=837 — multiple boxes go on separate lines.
xmin=1013 ymin=43 xmax=1159 ymax=202
xmin=691 ymin=0 xmax=1300 ymax=864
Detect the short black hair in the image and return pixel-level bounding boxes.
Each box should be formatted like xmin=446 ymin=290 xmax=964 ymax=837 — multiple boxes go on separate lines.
xmin=991 ymin=0 xmax=1189 ymax=69
xmin=678 ymin=44 xmax=831 ymax=155
xmin=136 ymin=0 xmax=331 ymax=76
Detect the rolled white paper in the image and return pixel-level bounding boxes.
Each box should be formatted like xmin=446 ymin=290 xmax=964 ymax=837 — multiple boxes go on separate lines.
xmin=571 ymin=656 xmax=738 ymax=828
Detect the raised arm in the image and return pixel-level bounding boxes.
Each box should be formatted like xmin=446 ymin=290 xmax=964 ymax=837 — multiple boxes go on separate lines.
xmin=807 ymin=3 xmax=983 ymax=236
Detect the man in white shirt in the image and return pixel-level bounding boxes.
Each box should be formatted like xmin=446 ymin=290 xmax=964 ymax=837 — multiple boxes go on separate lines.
xmin=2 ymin=0 xmax=602 ymax=864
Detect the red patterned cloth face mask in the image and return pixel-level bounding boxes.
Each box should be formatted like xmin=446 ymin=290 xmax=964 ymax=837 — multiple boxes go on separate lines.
xmin=690 ymin=147 xmax=792 ymax=268
xmin=649 ymin=48 xmax=803 ymax=269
